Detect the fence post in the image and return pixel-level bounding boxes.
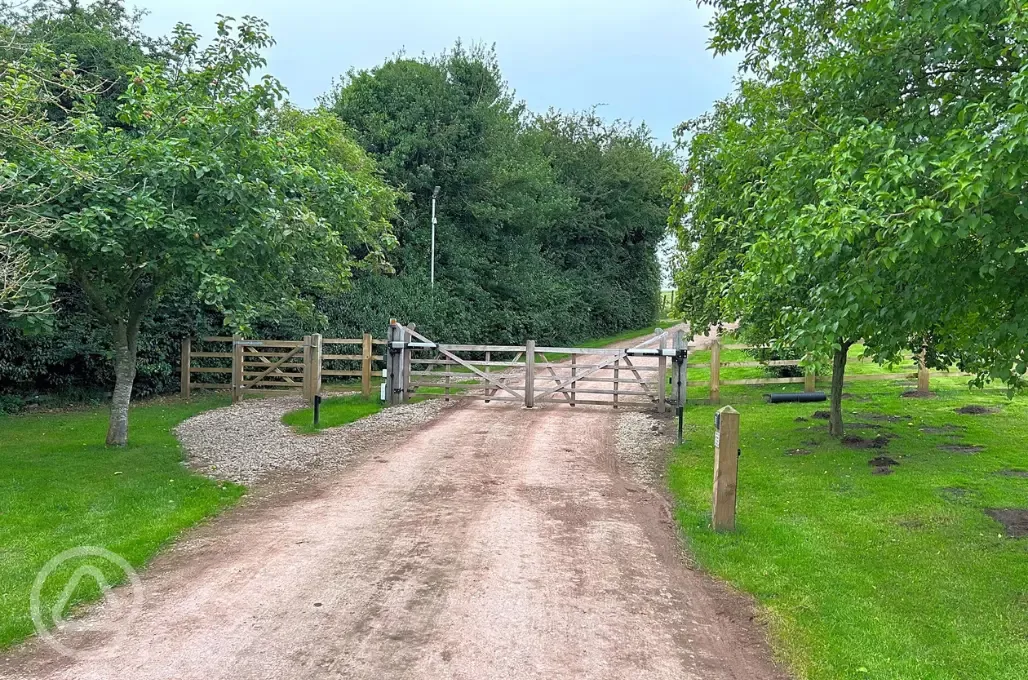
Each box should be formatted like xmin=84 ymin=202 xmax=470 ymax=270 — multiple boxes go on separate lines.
xmin=231 ymin=335 xmax=243 ymax=404
xmin=804 ymin=365 xmax=816 ymax=392
xmin=657 ymin=332 xmax=667 ymax=414
xmin=362 ymin=333 xmax=373 ymax=399
xmin=402 ymin=324 xmax=414 ymax=403
xmin=570 ymin=354 xmax=577 ymax=407
xmin=484 ymin=350 xmax=491 ymax=403
xmin=710 ymin=338 xmax=722 ymax=405
xmin=525 ymin=340 xmax=535 ymax=408
xmin=385 ymin=321 xmax=397 ymax=405
xmin=310 ymin=334 xmax=323 ymax=402
xmin=301 ymin=335 xmax=313 ymax=401
xmin=713 ymin=406 xmax=740 ymax=532
xmin=918 ymin=349 xmax=930 ymax=393
xmin=180 ymin=339 xmax=191 ymax=399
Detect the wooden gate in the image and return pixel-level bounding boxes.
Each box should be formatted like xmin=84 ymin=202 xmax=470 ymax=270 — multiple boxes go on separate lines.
xmin=384 ymin=321 xmax=677 ymax=412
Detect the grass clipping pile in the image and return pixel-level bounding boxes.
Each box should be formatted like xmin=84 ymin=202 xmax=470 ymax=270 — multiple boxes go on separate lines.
xmin=176 ymin=397 xmax=446 ymax=485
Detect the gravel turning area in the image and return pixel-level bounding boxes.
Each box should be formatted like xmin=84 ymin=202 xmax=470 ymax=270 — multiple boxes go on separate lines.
xmin=176 ymin=396 xmax=447 ymax=485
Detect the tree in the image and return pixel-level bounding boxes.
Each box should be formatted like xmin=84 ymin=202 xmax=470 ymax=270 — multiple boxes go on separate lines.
xmin=675 ymin=0 xmax=1028 ymax=436
xmin=3 ymin=16 xmax=397 ymax=444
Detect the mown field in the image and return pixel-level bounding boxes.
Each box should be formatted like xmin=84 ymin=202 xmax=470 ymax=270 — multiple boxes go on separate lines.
xmin=0 ymin=396 xmax=244 ymax=648
xmin=669 ymin=374 xmax=1028 ymax=679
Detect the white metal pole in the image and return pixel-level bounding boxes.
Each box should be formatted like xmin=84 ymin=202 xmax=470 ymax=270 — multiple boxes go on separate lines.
xmin=430 ymin=197 xmax=436 ymax=287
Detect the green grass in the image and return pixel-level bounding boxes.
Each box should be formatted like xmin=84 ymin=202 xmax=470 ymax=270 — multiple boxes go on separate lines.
xmin=668 ymin=378 xmax=1028 ymax=679
xmin=281 ymin=393 xmax=383 ymax=433
xmin=0 ymin=396 xmax=244 ymax=649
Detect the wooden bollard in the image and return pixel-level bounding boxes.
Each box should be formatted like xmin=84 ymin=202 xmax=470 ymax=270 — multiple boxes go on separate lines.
xmin=712 ymin=405 xmax=740 ymax=532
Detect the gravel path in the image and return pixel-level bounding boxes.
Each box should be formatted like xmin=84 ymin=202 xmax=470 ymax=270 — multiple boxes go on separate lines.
xmin=176 ymin=396 xmax=448 ymax=485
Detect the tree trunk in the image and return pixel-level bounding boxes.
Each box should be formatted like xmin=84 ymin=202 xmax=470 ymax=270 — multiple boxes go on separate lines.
xmin=106 ymin=319 xmax=140 ymax=447
xmin=828 ymin=340 xmax=852 ymax=438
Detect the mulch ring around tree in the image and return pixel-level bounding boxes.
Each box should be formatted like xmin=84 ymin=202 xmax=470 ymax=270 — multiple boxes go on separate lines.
xmin=901 ymin=390 xmax=937 ymax=399
xmin=985 ymin=509 xmax=1028 ymax=538
xmin=937 ymin=444 xmax=985 ymax=455
xmin=868 ymin=455 xmax=900 ymax=475
xmin=955 ymin=405 xmax=1001 ymax=415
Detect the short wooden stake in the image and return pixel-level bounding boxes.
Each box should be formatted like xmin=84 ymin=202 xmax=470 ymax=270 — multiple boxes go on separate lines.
xmin=525 ymin=340 xmax=535 ymax=408
xmin=361 ymin=333 xmax=373 ymax=399
xmin=712 ymin=405 xmax=740 ymax=532
xmin=180 ymin=338 xmax=191 ymax=399
xmin=710 ymin=339 xmax=722 ymax=405
xmin=484 ymin=350 xmax=491 ymax=403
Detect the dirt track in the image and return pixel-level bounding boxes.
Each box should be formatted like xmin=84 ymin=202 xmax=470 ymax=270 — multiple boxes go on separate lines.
xmin=3 ymin=331 xmax=783 ymax=680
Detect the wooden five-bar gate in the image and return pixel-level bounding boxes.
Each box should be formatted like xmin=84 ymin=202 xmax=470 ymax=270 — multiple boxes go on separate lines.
xmin=383 ymin=321 xmax=683 ymax=412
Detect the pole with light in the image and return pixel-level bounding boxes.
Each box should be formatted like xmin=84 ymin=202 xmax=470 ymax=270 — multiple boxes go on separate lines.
xmin=430 ymin=186 xmax=440 ymax=287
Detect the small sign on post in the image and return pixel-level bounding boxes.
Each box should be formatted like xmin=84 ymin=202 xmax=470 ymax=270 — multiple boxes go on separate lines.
xmin=712 ymin=405 xmax=740 ymax=532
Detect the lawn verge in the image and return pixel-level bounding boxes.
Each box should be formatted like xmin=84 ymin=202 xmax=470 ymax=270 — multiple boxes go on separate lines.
xmin=668 ymin=380 xmax=1028 ymax=679
xmin=0 ymin=395 xmax=244 ymax=649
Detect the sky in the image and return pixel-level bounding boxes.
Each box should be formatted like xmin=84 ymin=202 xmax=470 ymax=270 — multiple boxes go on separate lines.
xmin=135 ymin=0 xmax=740 ymax=145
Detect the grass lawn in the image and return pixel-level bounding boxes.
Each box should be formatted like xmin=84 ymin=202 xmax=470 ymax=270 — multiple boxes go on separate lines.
xmin=669 ymin=377 xmax=1028 ymax=679
xmin=0 ymin=395 xmax=244 ymax=649
xmin=281 ymin=393 xmax=383 ymax=434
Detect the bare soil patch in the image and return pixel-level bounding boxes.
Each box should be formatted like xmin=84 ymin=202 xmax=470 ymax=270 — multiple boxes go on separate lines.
xmin=998 ymin=469 xmax=1028 ymax=478
xmin=843 ymin=435 xmax=890 ymax=449
xmin=901 ymin=390 xmax=936 ymax=399
xmin=985 ymin=509 xmax=1028 ymax=538
xmin=811 ymin=410 xmax=831 ymax=420
xmin=937 ymin=444 xmax=984 ymax=455
xmin=869 ymin=455 xmax=899 ymax=476
xmin=794 ymin=416 xmax=808 ymax=423
xmin=955 ymin=405 xmax=1000 ymax=415
xmin=860 ymin=413 xmax=912 ymax=423
xmin=941 ymin=487 xmax=974 ymax=500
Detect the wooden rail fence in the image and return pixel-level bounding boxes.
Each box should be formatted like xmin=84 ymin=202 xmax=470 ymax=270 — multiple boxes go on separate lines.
xmin=696 ymin=339 xmax=975 ymax=404
xmin=180 ymin=333 xmax=385 ymax=403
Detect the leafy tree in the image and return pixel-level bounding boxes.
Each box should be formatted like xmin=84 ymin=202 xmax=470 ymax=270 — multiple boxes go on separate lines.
xmin=3 ymin=16 xmax=397 ymax=444
xmin=327 ymin=45 xmax=675 ymax=345
xmin=675 ymin=0 xmax=1028 ymax=436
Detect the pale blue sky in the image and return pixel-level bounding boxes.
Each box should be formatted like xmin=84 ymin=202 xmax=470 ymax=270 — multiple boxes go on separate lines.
xmin=136 ymin=0 xmax=738 ymax=144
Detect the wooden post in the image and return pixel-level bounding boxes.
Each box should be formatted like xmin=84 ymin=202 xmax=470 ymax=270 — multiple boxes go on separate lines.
xmin=484 ymin=351 xmax=491 ymax=404
xmin=657 ymin=333 xmax=667 ymax=414
xmin=180 ymin=339 xmax=191 ymax=399
xmin=385 ymin=321 xmax=398 ymax=406
xmin=301 ymin=335 xmax=313 ymax=401
xmin=712 ymin=405 xmax=740 ymax=532
xmin=361 ymin=332 xmax=373 ymax=399
xmin=804 ymin=367 xmax=816 ymax=392
xmin=710 ymin=339 xmax=722 ymax=405
xmin=231 ymin=335 xmax=243 ymax=404
xmin=310 ymin=334 xmax=323 ymax=402
xmin=613 ymin=357 xmax=620 ymax=409
xmin=525 ymin=340 xmax=535 ymax=408
xmin=570 ymin=354 xmax=577 ymax=407
xmin=918 ymin=349 xmax=930 ymax=393
xmin=671 ymin=330 xmax=685 ymax=405
xmin=401 ymin=324 xmax=414 ymax=403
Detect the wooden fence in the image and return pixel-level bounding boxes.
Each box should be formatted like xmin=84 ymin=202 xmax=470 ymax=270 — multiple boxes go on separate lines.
xmin=180 ymin=333 xmax=385 ymax=403
xmin=696 ymin=339 xmax=974 ymax=404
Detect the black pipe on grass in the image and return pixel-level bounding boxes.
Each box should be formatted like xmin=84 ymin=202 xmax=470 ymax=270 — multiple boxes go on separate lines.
xmin=767 ymin=391 xmax=827 ymax=404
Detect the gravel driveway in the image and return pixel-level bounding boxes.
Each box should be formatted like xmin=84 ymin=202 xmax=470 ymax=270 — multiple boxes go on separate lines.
xmin=3 ymin=327 xmax=783 ymax=680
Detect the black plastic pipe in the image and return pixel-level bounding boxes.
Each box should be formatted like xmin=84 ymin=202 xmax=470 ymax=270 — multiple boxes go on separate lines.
xmin=767 ymin=391 xmax=827 ymax=404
